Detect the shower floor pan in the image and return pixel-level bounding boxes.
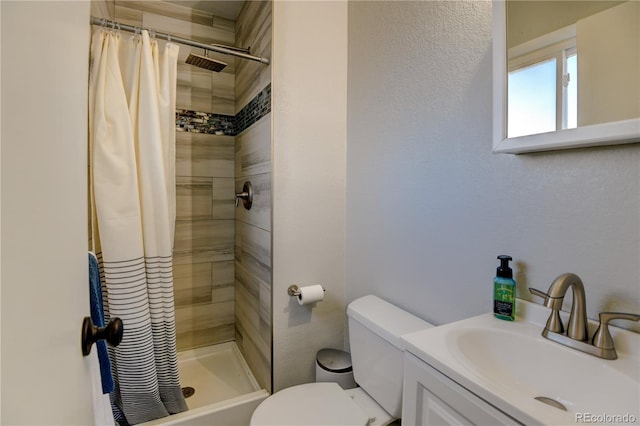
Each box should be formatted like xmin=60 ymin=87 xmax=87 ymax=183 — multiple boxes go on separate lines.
xmin=141 ymin=342 xmax=268 ymax=426
xmin=178 ymin=342 xmax=260 ymax=409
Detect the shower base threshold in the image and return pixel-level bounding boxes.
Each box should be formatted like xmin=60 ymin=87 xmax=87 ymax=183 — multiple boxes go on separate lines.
xmin=141 ymin=342 xmax=268 ymax=426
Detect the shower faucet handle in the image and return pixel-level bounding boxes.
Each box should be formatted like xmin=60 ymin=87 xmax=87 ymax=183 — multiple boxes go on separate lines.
xmin=235 ymin=181 xmax=253 ymax=210
xmin=235 ymin=191 xmax=249 ymax=207
xmin=235 ymin=194 xmax=244 ymax=207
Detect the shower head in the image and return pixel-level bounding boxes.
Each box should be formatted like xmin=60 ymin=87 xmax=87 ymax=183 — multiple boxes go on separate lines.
xmin=186 ymin=52 xmax=227 ymax=72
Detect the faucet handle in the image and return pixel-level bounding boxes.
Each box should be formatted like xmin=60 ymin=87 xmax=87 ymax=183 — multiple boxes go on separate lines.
xmin=528 ymin=287 xmax=548 ymax=300
xmin=592 ymin=312 xmax=640 ymax=352
xmin=528 ymin=287 xmax=565 ymax=334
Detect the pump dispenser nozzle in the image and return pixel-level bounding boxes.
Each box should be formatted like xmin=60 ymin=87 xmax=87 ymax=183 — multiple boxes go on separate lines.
xmin=497 ymin=255 xmax=513 ymax=279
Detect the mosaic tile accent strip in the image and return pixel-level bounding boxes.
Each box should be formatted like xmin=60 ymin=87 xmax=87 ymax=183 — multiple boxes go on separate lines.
xmin=176 ymin=110 xmax=235 ymax=136
xmin=235 ymin=84 xmax=271 ymax=135
xmin=175 ymin=84 xmax=271 ymax=137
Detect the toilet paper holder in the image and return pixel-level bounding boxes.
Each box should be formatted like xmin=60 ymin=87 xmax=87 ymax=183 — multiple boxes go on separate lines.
xmin=288 ymin=284 xmax=326 ymax=297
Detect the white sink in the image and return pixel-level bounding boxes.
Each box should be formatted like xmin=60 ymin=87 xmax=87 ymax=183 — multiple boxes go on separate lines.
xmin=402 ymin=300 xmax=640 ymax=425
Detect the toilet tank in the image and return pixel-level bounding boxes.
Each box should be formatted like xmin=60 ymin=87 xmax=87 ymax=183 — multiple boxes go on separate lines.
xmin=347 ymin=295 xmax=432 ymax=418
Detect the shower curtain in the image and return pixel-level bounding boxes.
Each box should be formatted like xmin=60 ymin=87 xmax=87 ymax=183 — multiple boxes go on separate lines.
xmin=89 ymin=27 xmax=187 ymax=424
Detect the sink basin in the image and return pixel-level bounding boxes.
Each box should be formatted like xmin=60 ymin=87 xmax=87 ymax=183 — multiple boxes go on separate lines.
xmin=453 ymin=327 xmax=638 ymax=417
xmin=402 ymin=300 xmax=640 ymax=425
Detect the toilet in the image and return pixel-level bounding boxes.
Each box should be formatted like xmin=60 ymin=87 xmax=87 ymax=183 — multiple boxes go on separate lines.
xmin=250 ymin=295 xmax=433 ymax=425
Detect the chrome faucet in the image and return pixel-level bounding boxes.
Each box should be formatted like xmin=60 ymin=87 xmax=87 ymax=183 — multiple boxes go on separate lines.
xmin=529 ymin=273 xmax=639 ymax=360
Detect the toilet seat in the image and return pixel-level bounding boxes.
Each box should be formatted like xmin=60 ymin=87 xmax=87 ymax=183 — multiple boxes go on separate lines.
xmin=250 ymin=382 xmax=369 ymax=426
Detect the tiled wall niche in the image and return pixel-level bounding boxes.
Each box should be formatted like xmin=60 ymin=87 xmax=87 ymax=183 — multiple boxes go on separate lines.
xmin=89 ymin=0 xmax=273 ymax=393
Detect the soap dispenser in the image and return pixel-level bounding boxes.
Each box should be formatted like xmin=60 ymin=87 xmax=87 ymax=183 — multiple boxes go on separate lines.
xmin=494 ymin=255 xmax=516 ymax=321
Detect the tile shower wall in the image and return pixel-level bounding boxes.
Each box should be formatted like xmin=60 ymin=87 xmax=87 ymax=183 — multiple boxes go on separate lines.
xmin=114 ymin=0 xmax=237 ymax=351
xmin=234 ymin=1 xmax=273 ymax=392
xmin=91 ymin=0 xmax=113 ymax=21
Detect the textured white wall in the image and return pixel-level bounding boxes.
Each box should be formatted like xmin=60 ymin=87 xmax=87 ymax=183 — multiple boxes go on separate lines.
xmin=346 ymin=1 xmax=640 ymax=329
xmin=272 ymin=1 xmax=348 ymax=391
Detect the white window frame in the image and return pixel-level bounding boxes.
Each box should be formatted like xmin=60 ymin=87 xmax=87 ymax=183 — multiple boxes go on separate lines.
xmin=508 ymin=25 xmax=576 ymax=134
xmin=492 ymin=1 xmax=639 ymax=154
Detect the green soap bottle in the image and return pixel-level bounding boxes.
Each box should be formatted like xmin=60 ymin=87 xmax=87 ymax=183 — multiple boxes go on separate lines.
xmin=494 ymin=255 xmax=516 ymax=321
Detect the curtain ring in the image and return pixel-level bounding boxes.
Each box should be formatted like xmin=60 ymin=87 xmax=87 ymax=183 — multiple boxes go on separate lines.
xmin=98 ymin=19 xmax=107 ymax=35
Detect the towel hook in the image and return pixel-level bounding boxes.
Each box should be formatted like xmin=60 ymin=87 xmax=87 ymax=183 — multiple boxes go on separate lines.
xmin=81 ymin=316 xmax=123 ymax=356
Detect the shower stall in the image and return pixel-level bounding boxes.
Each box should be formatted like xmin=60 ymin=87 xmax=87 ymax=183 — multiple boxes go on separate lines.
xmin=90 ymin=0 xmax=273 ymax=423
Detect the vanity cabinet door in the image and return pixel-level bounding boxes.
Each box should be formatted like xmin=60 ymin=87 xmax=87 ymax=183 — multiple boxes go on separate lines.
xmin=402 ymin=352 xmax=521 ymax=426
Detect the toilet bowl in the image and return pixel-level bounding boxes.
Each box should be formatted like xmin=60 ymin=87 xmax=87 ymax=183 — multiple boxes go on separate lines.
xmin=250 ymin=295 xmax=433 ymax=426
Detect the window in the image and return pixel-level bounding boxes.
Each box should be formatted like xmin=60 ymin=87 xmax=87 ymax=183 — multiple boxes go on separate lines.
xmin=507 ymin=26 xmax=577 ymax=138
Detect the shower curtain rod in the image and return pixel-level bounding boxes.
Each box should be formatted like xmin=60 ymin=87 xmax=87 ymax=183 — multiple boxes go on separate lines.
xmin=90 ymin=17 xmax=270 ymax=65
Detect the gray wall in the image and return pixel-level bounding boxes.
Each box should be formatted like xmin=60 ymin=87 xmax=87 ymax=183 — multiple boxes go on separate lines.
xmin=272 ymin=1 xmax=348 ymax=391
xmin=346 ymin=1 xmax=639 ymax=329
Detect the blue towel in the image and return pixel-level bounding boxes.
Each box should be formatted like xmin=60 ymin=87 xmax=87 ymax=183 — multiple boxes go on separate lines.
xmin=89 ymin=252 xmax=115 ymax=394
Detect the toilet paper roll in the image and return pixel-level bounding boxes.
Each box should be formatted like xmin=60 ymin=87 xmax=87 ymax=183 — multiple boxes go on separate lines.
xmin=297 ymin=285 xmax=325 ymax=305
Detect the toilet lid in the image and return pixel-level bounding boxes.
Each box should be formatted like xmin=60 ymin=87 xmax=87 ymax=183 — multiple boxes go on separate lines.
xmin=250 ymin=382 xmax=369 ymax=426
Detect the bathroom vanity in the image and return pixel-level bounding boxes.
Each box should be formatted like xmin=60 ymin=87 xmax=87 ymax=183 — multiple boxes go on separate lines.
xmin=400 ymin=299 xmax=640 ymax=425
xmin=402 ymin=352 xmax=522 ymax=425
